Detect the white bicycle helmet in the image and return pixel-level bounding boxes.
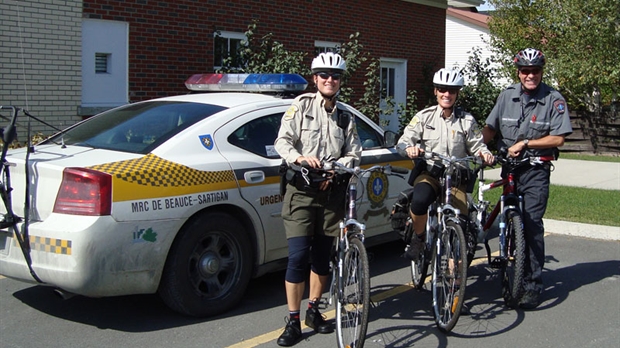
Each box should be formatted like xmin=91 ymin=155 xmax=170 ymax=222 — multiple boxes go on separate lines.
xmin=311 ymin=52 xmax=346 ymax=73
xmin=514 ymin=48 xmax=546 ymax=68
xmin=433 ymin=68 xmax=465 ymax=89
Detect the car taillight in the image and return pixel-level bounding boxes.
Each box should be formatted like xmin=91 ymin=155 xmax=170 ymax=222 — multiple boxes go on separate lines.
xmin=53 ymin=168 xmax=112 ymax=216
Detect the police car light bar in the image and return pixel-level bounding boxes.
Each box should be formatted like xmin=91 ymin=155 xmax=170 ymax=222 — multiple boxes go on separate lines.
xmin=185 ymin=73 xmax=308 ymax=92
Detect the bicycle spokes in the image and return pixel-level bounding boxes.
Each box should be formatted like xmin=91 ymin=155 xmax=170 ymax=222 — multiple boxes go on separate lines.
xmin=336 ymin=238 xmax=369 ymax=348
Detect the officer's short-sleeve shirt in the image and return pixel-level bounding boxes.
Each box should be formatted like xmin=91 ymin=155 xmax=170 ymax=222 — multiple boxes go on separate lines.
xmin=396 ymin=105 xmax=491 ymax=164
xmin=274 ymin=92 xmax=362 ymax=168
xmin=486 ymin=82 xmax=573 ymax=157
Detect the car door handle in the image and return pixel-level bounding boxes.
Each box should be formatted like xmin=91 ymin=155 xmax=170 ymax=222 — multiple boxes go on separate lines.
xmin=244 ymin=170 xmax=265 ymax=184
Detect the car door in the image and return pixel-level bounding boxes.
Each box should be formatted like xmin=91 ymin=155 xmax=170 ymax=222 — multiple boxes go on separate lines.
xmin=215 ymin=107 xmax=290 ymax=264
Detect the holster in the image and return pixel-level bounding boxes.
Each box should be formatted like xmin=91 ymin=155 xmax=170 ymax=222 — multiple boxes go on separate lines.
xmin=279 ymin=160 xmax=291 ymax=196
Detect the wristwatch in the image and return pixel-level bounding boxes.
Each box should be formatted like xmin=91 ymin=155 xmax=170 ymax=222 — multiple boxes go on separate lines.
xmin=523 ymin=139 xmax=529 ymax=148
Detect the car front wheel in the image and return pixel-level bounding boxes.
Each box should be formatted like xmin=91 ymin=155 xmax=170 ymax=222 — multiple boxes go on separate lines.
xmin=158 ymin=211 xmax=253 ymax=317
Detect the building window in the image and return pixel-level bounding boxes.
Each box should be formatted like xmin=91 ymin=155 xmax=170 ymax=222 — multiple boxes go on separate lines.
xmin=214 ymin=31 xmax=246 ymax=71
xmin=381 ymin=67 xmax=395 ymax=99
xmin=95 ymin=53 xmax=110 ymax=73
xmin=314 ymin=41 xmax=340 ymax=56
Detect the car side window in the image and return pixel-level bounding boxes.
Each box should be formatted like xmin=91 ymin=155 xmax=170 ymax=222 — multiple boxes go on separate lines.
xmin=228 ymin=114 xmax=281 ymax=158
xmin=355 ymin=116 xmax=384 ymax=149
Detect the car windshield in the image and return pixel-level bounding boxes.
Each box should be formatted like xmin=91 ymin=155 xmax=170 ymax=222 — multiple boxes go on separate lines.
xmin=43 ymin=101 xmax=227 ymax=154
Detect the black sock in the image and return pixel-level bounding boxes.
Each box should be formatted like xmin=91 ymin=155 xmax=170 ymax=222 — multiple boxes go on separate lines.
xmin=289 ymin=310 xmax=300 ymax=321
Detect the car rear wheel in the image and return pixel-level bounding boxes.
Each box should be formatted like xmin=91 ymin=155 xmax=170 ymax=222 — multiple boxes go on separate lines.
xmin=158 ymin=211 xmax=253 ymax=317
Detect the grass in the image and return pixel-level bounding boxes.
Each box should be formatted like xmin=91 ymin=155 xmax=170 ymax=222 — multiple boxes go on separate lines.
xmin=560 ymin=152 xmax=620 ymax=163
xmin=479 ymin=183 xmax=620 ymax=227
xmin=475 ymin=152 xmax=620 ymax=227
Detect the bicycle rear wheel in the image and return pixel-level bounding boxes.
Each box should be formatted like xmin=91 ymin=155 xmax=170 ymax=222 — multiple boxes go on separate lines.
xmin=410 ymin=226 xmax=430 ymax=289
xmin=335 ymin=236 xmax=370 ymax=348
xmin=432 ymin=220 xmax=468 ymax=332
xmin=501 ymin=210 xmax=526 ymax=308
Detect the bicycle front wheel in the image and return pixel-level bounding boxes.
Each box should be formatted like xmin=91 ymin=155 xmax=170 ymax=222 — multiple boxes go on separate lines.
xmin=335 ymin=237 xmax=370 ymax=348
xmin=501 ymin=210 xmax=526 ymax=308
xmin=432 ymin=220 xmax=468 ymax=333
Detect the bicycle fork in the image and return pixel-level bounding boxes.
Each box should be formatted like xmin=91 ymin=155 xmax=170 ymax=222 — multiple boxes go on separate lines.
xmin=493 ymin=195 xmax=524 ymax=267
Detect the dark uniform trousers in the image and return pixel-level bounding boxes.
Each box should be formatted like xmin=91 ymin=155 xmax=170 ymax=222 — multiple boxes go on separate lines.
xmin=510 ymin=164 xmax=551 ymax=293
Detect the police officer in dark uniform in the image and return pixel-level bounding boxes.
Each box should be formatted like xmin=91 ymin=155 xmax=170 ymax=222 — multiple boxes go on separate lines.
xmin=483 ymin=48 xmax=573 ymax=310
xmin=274 ymin=52 xmax=362 ymax=346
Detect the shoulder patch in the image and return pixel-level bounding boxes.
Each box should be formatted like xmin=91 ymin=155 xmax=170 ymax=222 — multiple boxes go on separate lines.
xmin=409 ymin=115 xmax=420 ymax=127
xmin=284 ymin=105 xmax=298 ymax=120
xmin=553 ymin=100 xmax=566 ymax=114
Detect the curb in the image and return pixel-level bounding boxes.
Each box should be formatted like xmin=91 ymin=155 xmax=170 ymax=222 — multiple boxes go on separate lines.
xmin=544 ymin=219 xmax=620 ymax=241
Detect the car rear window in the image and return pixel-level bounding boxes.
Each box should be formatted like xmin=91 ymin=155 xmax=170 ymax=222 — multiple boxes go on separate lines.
xmin=44 ymin=101 xmax=227 ymax=154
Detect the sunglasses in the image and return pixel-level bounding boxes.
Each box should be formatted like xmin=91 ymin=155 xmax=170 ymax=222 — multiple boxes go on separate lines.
xmin=519 ymin=68 xmax=542 ymax=75
xmin=317 ymin=72 xmax=342 ymax=80
xmin=436 ymin=87 xmax=459 ymax=94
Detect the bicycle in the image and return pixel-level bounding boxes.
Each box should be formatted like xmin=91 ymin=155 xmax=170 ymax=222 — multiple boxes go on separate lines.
xmin=467 ymin=150 xmax=555 ymax=308
xmin=393 ymin=152 xmax=481 ymax=332
xmin=301 ymin=161 xmax=408 ymax=348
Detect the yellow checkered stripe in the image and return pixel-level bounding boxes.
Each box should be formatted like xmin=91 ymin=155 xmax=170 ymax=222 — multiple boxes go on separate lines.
xmin=89 ymin=154 xmax=235 ymax=187
xmin=14 ymin=235 xmax=72 ymax=255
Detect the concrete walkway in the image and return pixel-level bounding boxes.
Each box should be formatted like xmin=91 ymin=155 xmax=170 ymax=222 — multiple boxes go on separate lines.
xmin=484 ymin=158 xmax=620 ymax=241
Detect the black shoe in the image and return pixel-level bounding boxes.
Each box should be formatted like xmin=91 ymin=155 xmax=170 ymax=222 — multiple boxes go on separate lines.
xmin=405 ymin=234 xmax=425 ymax=261
xmin=305 ymin=306 xmax=333 ymax=334
xmin=277 ymin=318 xmax=302 ymax=347
xmin=460 ymin=302 xmax=471 ymax=315
xmin=519 ymin=290 xmax=541 ymax=310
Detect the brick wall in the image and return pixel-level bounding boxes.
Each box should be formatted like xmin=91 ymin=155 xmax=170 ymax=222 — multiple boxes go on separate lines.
xmin=82 ymin=0 xmax=446 ymax=104
xmin=0 ymin=0 xmax=83 ymax=138
xmin=1 ymin=0 xmax=446 ymax=139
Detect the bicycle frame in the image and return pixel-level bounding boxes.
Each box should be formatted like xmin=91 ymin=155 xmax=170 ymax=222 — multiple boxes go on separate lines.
xmin=320 ymin=161 xmax=407 ymax=348
xmin=475 ymin=155 xmax=555 ymax=264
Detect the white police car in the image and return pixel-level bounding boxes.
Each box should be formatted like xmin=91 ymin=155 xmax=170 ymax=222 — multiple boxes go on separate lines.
xmin=0 ymin=73 xmax=412 ymax=317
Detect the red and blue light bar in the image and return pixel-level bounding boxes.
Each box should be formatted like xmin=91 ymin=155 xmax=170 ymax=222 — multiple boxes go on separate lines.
xmin=185 ymin=73 xmax=308 ymax=92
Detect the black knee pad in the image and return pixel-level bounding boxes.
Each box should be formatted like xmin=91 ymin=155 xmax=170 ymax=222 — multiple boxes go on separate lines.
xmin=285 ymin=236 xmax=311 ymax=283
xmin=410 ymin=183 xmax=436 ymax=215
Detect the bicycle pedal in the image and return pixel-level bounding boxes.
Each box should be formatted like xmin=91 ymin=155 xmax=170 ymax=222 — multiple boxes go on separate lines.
xmin=490 ymin=257 xmax=506 ymax=269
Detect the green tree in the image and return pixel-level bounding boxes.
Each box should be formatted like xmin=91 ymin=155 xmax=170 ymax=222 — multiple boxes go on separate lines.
xmin=488 ymin=0 xmax=620 ymax=110
xmin=458 ymin=47 xmax=503 ymax=126
xmin=217 ymin=21 xmax=310 ymax=75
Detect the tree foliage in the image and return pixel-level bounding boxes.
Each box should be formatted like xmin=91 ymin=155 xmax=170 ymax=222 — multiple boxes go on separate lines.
xmin=488 ymin=0 xmax=620 ymax=110
xmin=458 ymin=47 xmax=503 ymax=126
xmin=217 ymin=22 xmax=421 ymax=128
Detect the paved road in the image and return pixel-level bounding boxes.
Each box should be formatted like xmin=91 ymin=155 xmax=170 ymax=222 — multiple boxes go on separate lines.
xmin=1 ymin=234 xmax=618 ymax=348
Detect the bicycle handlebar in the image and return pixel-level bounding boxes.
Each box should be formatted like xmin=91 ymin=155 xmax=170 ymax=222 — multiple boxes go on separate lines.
xmin=422 ymin=152 xmax=483 ymax=169
xmin=323 ymin=161 xmax=409 ymax=176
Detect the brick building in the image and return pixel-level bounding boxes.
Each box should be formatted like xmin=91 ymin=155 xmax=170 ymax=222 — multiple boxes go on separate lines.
xmin=0 ymin=0 xmax=482 ymax=137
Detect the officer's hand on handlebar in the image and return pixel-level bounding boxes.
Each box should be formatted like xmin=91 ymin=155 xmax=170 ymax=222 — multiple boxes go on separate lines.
xmin=405 ymin=146 xmax=425 ymax=159
xmin=297 ymin=156 xmax=321 ymax=168
xmin=479 ymin=151 xmax=495 ymax=166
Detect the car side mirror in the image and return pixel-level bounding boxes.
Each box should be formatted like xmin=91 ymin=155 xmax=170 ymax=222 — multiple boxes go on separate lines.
xmin=384 ymin=130 xmax=397 ymax=147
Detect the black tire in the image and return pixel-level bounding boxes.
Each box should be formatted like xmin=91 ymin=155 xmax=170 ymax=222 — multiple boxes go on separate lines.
xmin=410 ymin=225 xmax=430 ymax=290
xmin=465 ymin=212 xmax=478 ymax=268
xmin=158 ymin=212 xmax=253 ymax=317
xmin=432 ymin=220 xmax=468 ymax=333
xmin=335 ymin=237 xmax=370 ymax=348
xmin=501 ymin=210 xmax=526 ymax=309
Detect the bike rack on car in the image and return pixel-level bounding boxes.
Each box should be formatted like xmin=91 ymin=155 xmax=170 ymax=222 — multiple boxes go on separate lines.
xmin=0 ymin=106 xmax=63 ymax=283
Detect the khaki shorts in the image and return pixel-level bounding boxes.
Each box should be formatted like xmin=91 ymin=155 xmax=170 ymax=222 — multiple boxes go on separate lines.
xmin=414 ymin=172 xmax=468 ymax=214
xmin=281 ymin=184 xmax=345 ymax=238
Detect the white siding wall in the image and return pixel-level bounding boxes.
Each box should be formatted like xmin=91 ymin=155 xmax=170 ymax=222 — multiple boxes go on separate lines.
xmin=446 ymin=15 xmax=510 ymax=87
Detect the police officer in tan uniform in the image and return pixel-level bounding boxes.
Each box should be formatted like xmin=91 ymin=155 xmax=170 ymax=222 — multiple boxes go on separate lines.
xmin=484 ymin=48 xmax=572 ymax=310
xmin=274 ymin=52 xmax=362 ymax=347
xmin=396 ymin=68 xmax=494 ymax=261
